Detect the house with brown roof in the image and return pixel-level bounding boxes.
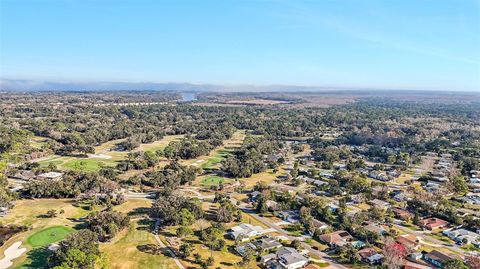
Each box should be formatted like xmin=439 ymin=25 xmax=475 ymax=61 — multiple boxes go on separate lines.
xmin=319 ymin=230 xmax=353 ymax=248
xmin=396 ymin=234 xmax=420 ymax=250
xmin=357 ymin=247 xmax=384 ymax=265
xmin=392 ymin=207 xmax=414 ymax=221
xmin=418 ymin=218 xmax=449 ymax=230
xmin=423 ymin=250 xmax=454 ymax=268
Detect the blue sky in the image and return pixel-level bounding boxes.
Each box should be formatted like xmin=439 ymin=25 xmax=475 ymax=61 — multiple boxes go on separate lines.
xmin=1 ymin=0 xmax=479 ymax=91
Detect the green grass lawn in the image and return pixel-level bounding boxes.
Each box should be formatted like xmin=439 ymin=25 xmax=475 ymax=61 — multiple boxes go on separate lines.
xmin=62 ymin=158 xmax=114 ymax=171
xmin=201 ymin=175 xmax=226 ymax=186
xmin=201 ymin=149 xmax=232 ymax=169
xmin=26 ymin=226 xmax=74 ymax=248
xmin=38 ymin=156 xmax=119 ymax=172
xmin=283 ymin=225 xmax=304 ymax=236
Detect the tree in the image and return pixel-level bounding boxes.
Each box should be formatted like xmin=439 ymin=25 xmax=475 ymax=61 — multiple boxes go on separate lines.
xmin=52 ymin=249 xmax=98 ymax=269
xmin=216 ymin=201 xmax=238 ymax=223
xmin=382 ymin=237 xmax=406 ymax=269
xmin=179 ymin=243 xmax=193 ymax=258
xmin=177 ymin=225 xmax=193 ymax=238
xmin=444 ymin=259 xmax=468 ymax=269
xmin=86 ymin=210 xmax=130 ymax=242
xmin=338 ymin=244 xmax=360 ymax=264
xmin=291 ymin=239 xmax=301 ymax=249
xmin=151 ymin=193 xmax=203 ymax=225
xmin=206 ymin=256 xmax=214 ymax=266
xmin=256 ymin=195 xmax=268 ymax=213
xmin=46 ymin=209 xmax=58 ymax=218
xmin=179 ymin=208 xmax=196 ymax=226
xmin=465 ymin=254 xmax=480 ymax=269
xmin=450 ymin=176 xmax=469 ymax=195
xmin=48 ymin=230 xmax=100 ymax=269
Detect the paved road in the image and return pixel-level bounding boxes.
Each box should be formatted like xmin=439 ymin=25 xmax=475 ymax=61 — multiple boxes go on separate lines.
xmin=393 ymin=224 xmax=466 ymax=254
xmin=247 ymin=211 xmax=350 ymax=269
xmin=231 ymin=197 xmax=350 ymax=269
xmin=153 ymin=219 xmax=185 ymax=269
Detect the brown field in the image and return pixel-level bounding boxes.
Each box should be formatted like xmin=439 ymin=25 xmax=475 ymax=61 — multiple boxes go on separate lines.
xmin=225 ymin=99 xmax=290 ymax=105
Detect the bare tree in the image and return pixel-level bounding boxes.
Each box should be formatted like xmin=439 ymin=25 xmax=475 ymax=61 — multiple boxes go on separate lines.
xmin=382 ymin=237 xmax=406 ymax=269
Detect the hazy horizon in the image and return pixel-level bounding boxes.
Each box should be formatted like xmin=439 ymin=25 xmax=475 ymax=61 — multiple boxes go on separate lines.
xmin=2 ymin=78 xmax=480 ymax=93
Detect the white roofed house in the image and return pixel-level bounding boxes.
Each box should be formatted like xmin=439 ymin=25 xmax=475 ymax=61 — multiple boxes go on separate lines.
xmin=369 ymin=199 xmax=391 ymax=210
xmin=228 ymin=223 xmax=265 ymax=242
xmin=442 ymin=228 xmax=480 ymax=246
xmin=36 ymin=172 xmax=64 ymax=181
xmin=266 ymin=200 xmax=279 ymax=211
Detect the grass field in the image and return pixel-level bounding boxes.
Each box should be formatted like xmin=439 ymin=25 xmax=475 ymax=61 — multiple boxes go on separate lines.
xmin=240 ymin=168 xmax=285 ymax=188
xmin=26 ymin=226 xmax=74 ymax=248
xmin=38 ymin=155 xmax=120 ymax=172
xmin=100 ymin=199 xmax=176 ymax=269
xmin=37 ymin=135 xmax=185 ymax=172
xmin=201 ymin=149 xmax=232 ymax=169
xmin=200 ymin=175 xmax=226 ymax=186
xmin=137 ymin=135 xmax=184 ymax=152
xmin=100 ymin=219 xmax=177 ymax=269
xmin=0 ymin=199 xmax=90 ymax=268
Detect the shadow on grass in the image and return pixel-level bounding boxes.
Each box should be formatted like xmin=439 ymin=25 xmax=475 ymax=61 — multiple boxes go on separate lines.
xmin=137 ymin=244 xmax=162 ymax=255
xmin=22 ymin=247 xmax=50 ymax=269
xmin=136 ymin=218 xmax=154 ymax=231
xmin=128 ymin=207 xmax=151 ymax=217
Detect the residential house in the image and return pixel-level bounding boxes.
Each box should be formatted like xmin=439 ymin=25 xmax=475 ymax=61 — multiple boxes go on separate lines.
xmin=442 ymin=228 xmax=480 ymax=245
xmin=12 ymin=170 xmax=35 ymax=181
xmin=364 ymin=223 xmax=387 ymax=236
xmin=266 ymin=200 xmax=279 ymax=211
xmin=392 ymin=191 xmax=410 ymax=202
xmin=320 ymin=172 xmax=334 ymax=179
xmin=307 ymin=219 xmax=328 ymax=235
xmin=228 ymin=224 xmax=265 ymax=242
xmin=357 ymin=247 xmax=384 ymax=265
xmin=319 ymin=230 xmax=353 ymax=248
xmin=369 ymin=171 xmax=390 ymax=181
xmin=369 ymin=199 xmax=391 ymax=210
xmin=276 ymin=210 xmax=300 ymax=224
xmin=36 ymin=172 xmax=64 ymax=181
xmin=256 ymin=237 xmax=283 ymax=251
xmin=313 ymin=180 xmax=328 ymax=187
xmin=392 ymin=208 xmax=414 ymax=221
xmin=327 ymin=202 xmax=339 ymax=212
xmin=249 ymin=191 xmax=262 ymax=202
xmin=396 ymin=234 xmax=420 ymax=250
xmin=407 ymin=252 xmax=423 ymax=262
xmin=0 ymin=207 xmax=8 ymax=217
xmin=425 ymin=181 xmax=441 ymax=193
xmin=418 ymin=218 xmax=449 ymax=230
xmin=423 ymin=250 xmax=454 ymax=268
xmin=261 ymin=247 xmax=309 ymax=269
xmin=387 ymin=170 xmax=402 ymax=178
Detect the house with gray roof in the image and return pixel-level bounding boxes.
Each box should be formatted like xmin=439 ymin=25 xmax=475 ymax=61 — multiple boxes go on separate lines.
xmin=261 ymin=247 xmax=309 ymax=269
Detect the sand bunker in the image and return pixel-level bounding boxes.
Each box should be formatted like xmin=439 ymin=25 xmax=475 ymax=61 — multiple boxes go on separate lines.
xmin=0 ymin=241 xmax=27 ymax=269
xmin=88 ymin=154 xmax=112 ymax=159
